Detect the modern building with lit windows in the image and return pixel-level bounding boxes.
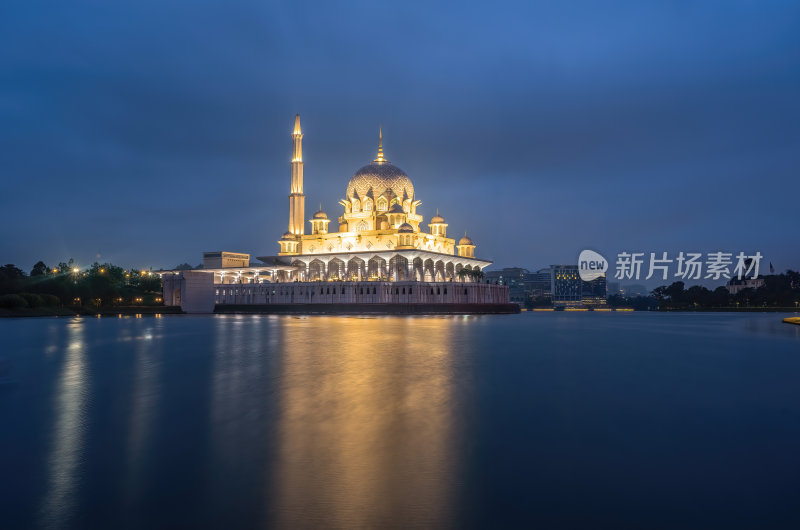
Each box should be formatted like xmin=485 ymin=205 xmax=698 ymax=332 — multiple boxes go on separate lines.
xmin=160 ymin=115 xmax=513 ymax=313
xmin=550 ymin=265 xmax=583 ymax=308
xmin=550 ymin=264 xmax=607 ymax=308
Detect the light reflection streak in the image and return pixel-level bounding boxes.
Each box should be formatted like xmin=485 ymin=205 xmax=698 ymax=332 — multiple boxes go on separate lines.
xmin=270 ymin=316 xmax=461 ymax=529
xmin=121 ymin=321 xmax=162 ymax=510
xmin=39 ymin=320 xmax=89 ymax=527
xmin=209 ymin=316 xmax=274 ymax=474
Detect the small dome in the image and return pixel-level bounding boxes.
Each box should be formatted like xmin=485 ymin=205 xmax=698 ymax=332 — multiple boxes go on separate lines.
xmin=398 ymin=222 xmax=414 ymax=233
xmin=387 ymin=203 xmax=405 ymax=214
xmin=313 ymin=210 xmax=327 ymax=219
xmin=281 ymin=231 xmax=296 ymax=240
xmin=458 ymin=235 xmax=474 ymax=246
xmin=430 ymin=214 xmax=445 ymax=224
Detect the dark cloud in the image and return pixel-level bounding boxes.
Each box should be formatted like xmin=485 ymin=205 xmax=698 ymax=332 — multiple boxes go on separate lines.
xmin=1 ymin=0 xmax=799 ymax=278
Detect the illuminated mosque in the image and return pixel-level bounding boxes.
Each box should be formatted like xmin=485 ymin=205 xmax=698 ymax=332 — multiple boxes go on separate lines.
xmin=273 ymin=115 xmax=487 ymax=282
xmin=161 ymin=115 xmax=512 ymax=313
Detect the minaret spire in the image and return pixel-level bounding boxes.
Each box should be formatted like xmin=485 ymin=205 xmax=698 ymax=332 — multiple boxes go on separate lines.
xmin=288 ymin=114 xmax=305 ymax=236
xmin=374 ymin=125 xmax=388 ymax=163
xmin=293 ymin=114 xmax=302 ymax=136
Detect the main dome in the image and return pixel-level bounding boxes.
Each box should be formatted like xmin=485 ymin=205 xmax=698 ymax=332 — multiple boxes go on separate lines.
xmin=346 ymin=162 xmax=414 ymax=201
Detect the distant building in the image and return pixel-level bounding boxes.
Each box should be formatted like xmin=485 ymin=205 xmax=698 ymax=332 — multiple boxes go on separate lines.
xmin=607 ymin=281 xmax=620 ymax=296
xmin=485 ymin=267 xmax=530 ymax=304
xmin=202 ymin=251 xmax=250 ymax=270
xmin=527 ymin=268 xmax=553 ymax=299
xmin=549 ymin=264 xmax=607 ymax=307
xmin=726 ymin=277 xmax=765 ymax=295
xmin=581 ymin=276 xmax=607 ymax=306
xmin=550 ymin=265 xmax=583 ymax=307
xmin=623 ymin=284 xmax=648 ymax=298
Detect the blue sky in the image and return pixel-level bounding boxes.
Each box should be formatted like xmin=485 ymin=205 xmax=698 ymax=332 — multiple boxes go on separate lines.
xmin=2 ymin=1 xmax=799 ymax=283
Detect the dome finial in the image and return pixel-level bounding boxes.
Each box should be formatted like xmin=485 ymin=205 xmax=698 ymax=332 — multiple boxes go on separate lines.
xmin=374 ymin=125 xmax=388 ymax=163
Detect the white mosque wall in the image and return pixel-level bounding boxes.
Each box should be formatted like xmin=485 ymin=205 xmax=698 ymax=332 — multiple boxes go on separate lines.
xmin=163 ymin=270 xmax=215 ymax=314
xmin=212 ymin=281 xmax=509 ymax=306
xmin=163 ymin=273 xmax=509 ymax=310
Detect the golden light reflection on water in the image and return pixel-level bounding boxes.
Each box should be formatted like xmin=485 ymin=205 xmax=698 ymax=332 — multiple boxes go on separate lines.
xmin=270 ymin=316 xmax=465 ymax=530
xmin=39 ymin=319 xmax=88 ymax=527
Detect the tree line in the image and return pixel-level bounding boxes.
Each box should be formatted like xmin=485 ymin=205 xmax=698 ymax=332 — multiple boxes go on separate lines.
xmin=611 ymin=270 xmax=800 ymax=310
xmin=0 ymin=259 xmax=163 ymax=310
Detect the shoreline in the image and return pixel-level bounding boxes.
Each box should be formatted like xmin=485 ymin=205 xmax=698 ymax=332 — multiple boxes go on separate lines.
xmin=2 ymin=306 xmax=798 ymax=317
xmin=0 ymin=306 xmax=183 ymax=318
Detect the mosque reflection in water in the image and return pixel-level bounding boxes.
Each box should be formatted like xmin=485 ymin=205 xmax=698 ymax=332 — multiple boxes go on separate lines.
xmin=268 ymin=316 xmax=460 ymax=529
xmin=26 ymin=315 xmax=470 ymax=528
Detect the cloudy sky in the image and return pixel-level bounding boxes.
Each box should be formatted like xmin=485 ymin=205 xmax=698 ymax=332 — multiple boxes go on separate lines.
xmin=2 ymin=0 xmax=799 ymax=282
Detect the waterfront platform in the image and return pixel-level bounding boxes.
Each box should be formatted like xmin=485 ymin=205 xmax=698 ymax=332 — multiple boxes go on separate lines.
xmin=214 ymin=303 xmax=519 ymax=315
xmin=162 ymin=271 xmax=512 ymax=314
xmin=783 ymin=317 xmax=800 ymax=325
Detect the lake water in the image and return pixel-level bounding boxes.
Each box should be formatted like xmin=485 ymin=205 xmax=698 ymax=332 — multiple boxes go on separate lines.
xmin=1 ymin=313 xmax=799 ymax=529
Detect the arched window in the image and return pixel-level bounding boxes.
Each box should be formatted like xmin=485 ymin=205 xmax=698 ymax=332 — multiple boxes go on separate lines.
xmin=357 ymin=220 xmax=368 ymax=232
xmin=352 ymin=198 xmax=360 ymax=213
xmin=363 ymin=198 xmax=373 ymax=212
xmin=377 ymin=198 xmax=387 ymax=211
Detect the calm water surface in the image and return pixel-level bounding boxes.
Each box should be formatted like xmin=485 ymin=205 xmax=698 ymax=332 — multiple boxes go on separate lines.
xmin=1 ymin=313 xmax=799 ymax=529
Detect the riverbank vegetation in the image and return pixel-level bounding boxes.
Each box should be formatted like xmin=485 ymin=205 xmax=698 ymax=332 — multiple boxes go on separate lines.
xmin=0 ymin=260 xmax=163 ymax=315
xmin=651 ymin=271 xmax=800 ymax=310
xmin=525 ymin=270 xmax=800 ymax=311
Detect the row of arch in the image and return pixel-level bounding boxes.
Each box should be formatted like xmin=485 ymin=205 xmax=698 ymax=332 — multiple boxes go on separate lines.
xmin=290 ymin=256 xmax=480 ymax=282
xmin=345 ymin=195 xmax=412 ymax=214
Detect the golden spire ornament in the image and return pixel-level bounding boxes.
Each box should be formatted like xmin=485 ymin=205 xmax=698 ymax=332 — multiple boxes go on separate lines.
xmin=374 ymin=126 xmax=388 ymax=163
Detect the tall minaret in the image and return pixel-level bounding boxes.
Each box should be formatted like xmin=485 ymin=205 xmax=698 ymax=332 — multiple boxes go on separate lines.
xmin=288 ymin=114 xmax=305 ymax=235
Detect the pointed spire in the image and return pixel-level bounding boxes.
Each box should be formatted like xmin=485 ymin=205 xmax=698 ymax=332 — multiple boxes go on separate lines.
xmin=374 ymin=125 xmax=388 ymax=163
xmin=293 ymin=114 xmax=302 ymax=136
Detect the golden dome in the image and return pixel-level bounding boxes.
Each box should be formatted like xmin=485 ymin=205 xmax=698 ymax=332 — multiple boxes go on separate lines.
xmin=312 ymin=210 xmax=327 ymax=219
xmin=458 ymin=235 xmax=474 ymax=246
xmin=430 ymin=214 xmax=445 ymax=224
xmin=398 ymin=222 xmax=414 ymax=233
xmin=346 ymin=162 xmax=414 ymax=201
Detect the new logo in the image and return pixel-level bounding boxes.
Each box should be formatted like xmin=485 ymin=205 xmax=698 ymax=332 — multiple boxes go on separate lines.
xmin=578 ymin=250 xmax=608 ymax=281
